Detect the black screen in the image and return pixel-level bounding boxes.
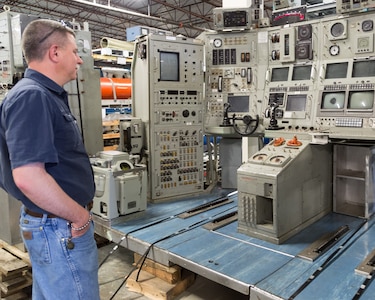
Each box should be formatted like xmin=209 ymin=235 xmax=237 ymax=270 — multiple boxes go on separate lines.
xmin=286 ymin=94 xmax=307 ymax=111
xmin=227 ymin=95 xmax=249 ymax=112
xmin=271 ymin=67 xmax=289 ymax=82
xmin=292 ymin=65 xmax=312 ymax=80
xmin=352 ymin=60 xmax=375 ymax=77
xmin=160 ymin=51 xmax=179 ymax=81
xmin=325 ymin=62 xmax=348 ymax=79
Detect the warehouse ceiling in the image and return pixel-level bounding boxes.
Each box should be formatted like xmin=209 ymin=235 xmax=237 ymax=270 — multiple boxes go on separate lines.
xmin=2 ymin=0 xmax=233 ymax=49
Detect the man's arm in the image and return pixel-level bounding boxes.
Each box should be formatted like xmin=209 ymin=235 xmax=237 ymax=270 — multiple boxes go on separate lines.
xmin=13 ymin=162 xmax=91 ymax=237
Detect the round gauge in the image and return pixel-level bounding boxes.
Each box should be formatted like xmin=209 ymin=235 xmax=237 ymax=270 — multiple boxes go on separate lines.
xmin=252 ymin=153 xmax=268 ymax=161
xmin=213 ymin=38 xmax=222 ymax=48
xmin=330 ymin=22 xmax=345 ymax=38
xmin=362 ymin=20 xmax=374 ymax=32
xmin=358 ymin=37 xmax=369 ymax=48
xmin=269 ymin=155 xmax=286 ymax=164
xmin=329 ymin=45 xmax=340 ymax=56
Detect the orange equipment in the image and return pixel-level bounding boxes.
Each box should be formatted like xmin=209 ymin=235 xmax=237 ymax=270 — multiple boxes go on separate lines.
xmin=273 ymin=137 xmax=285 ymax=147
xmin=287 ymin=135 xmax=302 ymax=147
xmin=100 ymin=77 xmax=132 ymax=100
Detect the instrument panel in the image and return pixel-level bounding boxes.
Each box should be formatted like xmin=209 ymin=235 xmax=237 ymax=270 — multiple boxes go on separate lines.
xmin=201 ymin=9 xmax=375 ymax=141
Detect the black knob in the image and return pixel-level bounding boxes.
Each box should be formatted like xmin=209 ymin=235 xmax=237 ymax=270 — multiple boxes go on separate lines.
xmin=182 ymin=109 xmax=189 ymax=117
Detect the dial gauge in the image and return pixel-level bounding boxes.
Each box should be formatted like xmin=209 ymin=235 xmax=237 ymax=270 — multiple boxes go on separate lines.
xmin=358 ymin=37 xmax=369 ymax=48
xmin=331 ymin=22 xmax=345 ymax=37
xmin=329 ymin=45 xmax=340 ymax=56
xmin=362 ymin=20 xmax=374 ymax=32
xmin=213 ymin=38 xmax=222 ymax=48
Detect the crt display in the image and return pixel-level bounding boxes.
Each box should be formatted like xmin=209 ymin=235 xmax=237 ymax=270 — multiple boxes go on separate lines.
xmin=292 ymin=65 xmax=312 ymax=80
xmin=352 ymin=60 xmax=375 ymax=77
xmin=227 ymin=95 xmax=249 ymax=112
xmin=286 ymin=94 xmax=306 ymax=111
xmin=321 ymin=92 xmax=345 ymax=109
xmin=325 ymin=62 xmax=348 ymax=79
xmin=348 ymin=91 xmax=374 ymax=109
xmin=268 ymin=93 xmax=284 ymax=105
xmin=160 ymin=51 xmax=179 ymax=81
xmin=223 ymin=11 xmax=247 ymax=27
xmin=271 ymin=67 xmax=289 ymax=82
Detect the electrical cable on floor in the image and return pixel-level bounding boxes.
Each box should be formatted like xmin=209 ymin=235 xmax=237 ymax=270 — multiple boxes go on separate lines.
xmin=288 ymin=218 xmax=368 ymax=300
xmin=109 ymin=244 xmax=153 ymax=300
xmin=98 ymin=236 xmax=126 ymax=269
xmin=98 ymin=214 xmax=175 ymax=269
xmin=98 ymin=193 xmax=235 ymax=269
xmin=109 ymin=204 xmax=237 ymax=300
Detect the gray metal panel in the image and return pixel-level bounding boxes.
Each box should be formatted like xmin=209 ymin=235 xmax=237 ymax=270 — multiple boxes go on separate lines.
xmin=66 ymin=30 xmax=103 ymax=156
xmin=132 ymin=34 xmax=205 ymax=201
xmin=0 ymin=188 xmax=22 ymax=245
xmin=220 ymin=138 xmax=242 ymax=189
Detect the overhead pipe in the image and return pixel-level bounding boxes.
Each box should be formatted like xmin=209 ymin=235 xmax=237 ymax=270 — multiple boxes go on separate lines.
xmin=72 ymin=0 xmax=168 ymax=23
xmin=100 ymin=37 xmax=134 ymax=51
xmin=72 ymin=0 xmax=208 ymax=32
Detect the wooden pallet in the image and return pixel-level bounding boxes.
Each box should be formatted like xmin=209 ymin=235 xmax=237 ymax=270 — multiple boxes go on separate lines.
xmin=133 ymin=253 xmax=182 ymax=284
xmin=127 ymin=253 xmax=196 ymax=300
xmin=0 ymin=240 xmax=31 ymax=299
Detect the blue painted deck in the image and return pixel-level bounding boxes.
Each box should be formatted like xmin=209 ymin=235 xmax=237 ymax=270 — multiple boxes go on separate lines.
xmin=109 ymin=189 xmax=375 ymax=300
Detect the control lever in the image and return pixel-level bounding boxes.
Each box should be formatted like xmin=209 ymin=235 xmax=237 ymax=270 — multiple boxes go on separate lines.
xmin=265 ymin=101 xmax=284 ymax=130
xmin=221 ymin=103 xmax=232 ymax=126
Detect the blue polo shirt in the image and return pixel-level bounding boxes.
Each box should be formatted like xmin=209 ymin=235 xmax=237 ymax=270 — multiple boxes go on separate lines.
xmin=0 ymin=69 xmax=95 ymax=214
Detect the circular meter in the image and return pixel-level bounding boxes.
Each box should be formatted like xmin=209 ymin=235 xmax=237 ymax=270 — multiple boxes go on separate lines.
xmin=358 ymin=37 xmax=370 ymax=48
xmin=330 ymin=22 xmax=345 ymax=38
xmin=329 ymin=45 xmax=340 ymax=56
xmin=362 ymin=20 xmax=374 ymax=32
xmin=213 ymin=38 xmax=222 ymax=48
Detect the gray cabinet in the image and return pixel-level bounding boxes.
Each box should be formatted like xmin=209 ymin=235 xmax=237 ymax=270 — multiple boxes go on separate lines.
xmin=333 ymin=144 xmax=375 ymax=218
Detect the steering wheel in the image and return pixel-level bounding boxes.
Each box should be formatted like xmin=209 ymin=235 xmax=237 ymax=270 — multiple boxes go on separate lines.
xmin=232 ymin=114 xmax=259 ymax=136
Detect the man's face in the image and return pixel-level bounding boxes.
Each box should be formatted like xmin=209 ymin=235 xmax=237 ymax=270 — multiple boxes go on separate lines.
xmin=59 ymin=34 xmax=83 ymax=84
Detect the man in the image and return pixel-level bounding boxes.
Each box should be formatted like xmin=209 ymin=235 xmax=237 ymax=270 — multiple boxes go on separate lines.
xmin=0 ymin=19 xmax=100 ymax=299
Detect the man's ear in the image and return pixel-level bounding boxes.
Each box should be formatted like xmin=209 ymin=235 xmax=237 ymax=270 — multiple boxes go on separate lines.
xmin=48 ymin=45 xmax=60 ymax=63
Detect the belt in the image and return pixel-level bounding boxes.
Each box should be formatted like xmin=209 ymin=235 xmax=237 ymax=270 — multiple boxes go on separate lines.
xmin=24 ymin=208 xmax=57 ymax=218
xmin=24 ymin=201 xmax=93 ymax=219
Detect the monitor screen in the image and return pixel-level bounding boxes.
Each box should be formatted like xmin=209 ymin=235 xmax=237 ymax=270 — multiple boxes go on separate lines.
xmin=352 ymin=60 xmax=375 ymax=77
xmin=159 ymin=51 xmax=179 ymax=81
xmin=271 ymin=67 xmax=289 ymax=82
xmin=223 ymin=11 xmax=248 ymax=28
xmin=348 ymin=91 xmax=374 ymax=109
xmin=325 ymin=62 xmax=348 ymax=79
xmin=227 ymin=95 xmax=249 ymax=112
xmin=292 ymin=65 xmax=312 ymax=80
xmin=268 ymin=93 xmax=284 ymax=105
xmin=286 ymin=94 xmax=306 ymax=111
xmin=321 ymin=92 xmax=345 ymax=109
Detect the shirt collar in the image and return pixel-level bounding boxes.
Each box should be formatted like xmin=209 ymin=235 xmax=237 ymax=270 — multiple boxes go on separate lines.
xmin=24 ymin=68 xmax=67 ymax=97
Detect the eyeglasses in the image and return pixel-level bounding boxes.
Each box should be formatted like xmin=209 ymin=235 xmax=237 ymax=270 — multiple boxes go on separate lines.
xmin=38 ymin=20 xmax=73 ymax=44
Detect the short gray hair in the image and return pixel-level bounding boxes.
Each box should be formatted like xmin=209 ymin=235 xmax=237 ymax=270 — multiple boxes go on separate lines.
xmin=21 ymin=19 xmax=75 ymax=63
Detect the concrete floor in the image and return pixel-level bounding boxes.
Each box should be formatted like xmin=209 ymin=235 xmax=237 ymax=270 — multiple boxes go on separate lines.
xmin=98 ymin=242 xmax=249 ymax=300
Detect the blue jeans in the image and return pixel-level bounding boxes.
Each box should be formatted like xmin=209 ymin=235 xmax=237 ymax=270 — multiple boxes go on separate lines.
xmin=20 ymin=206 xmax=100 ymax=300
